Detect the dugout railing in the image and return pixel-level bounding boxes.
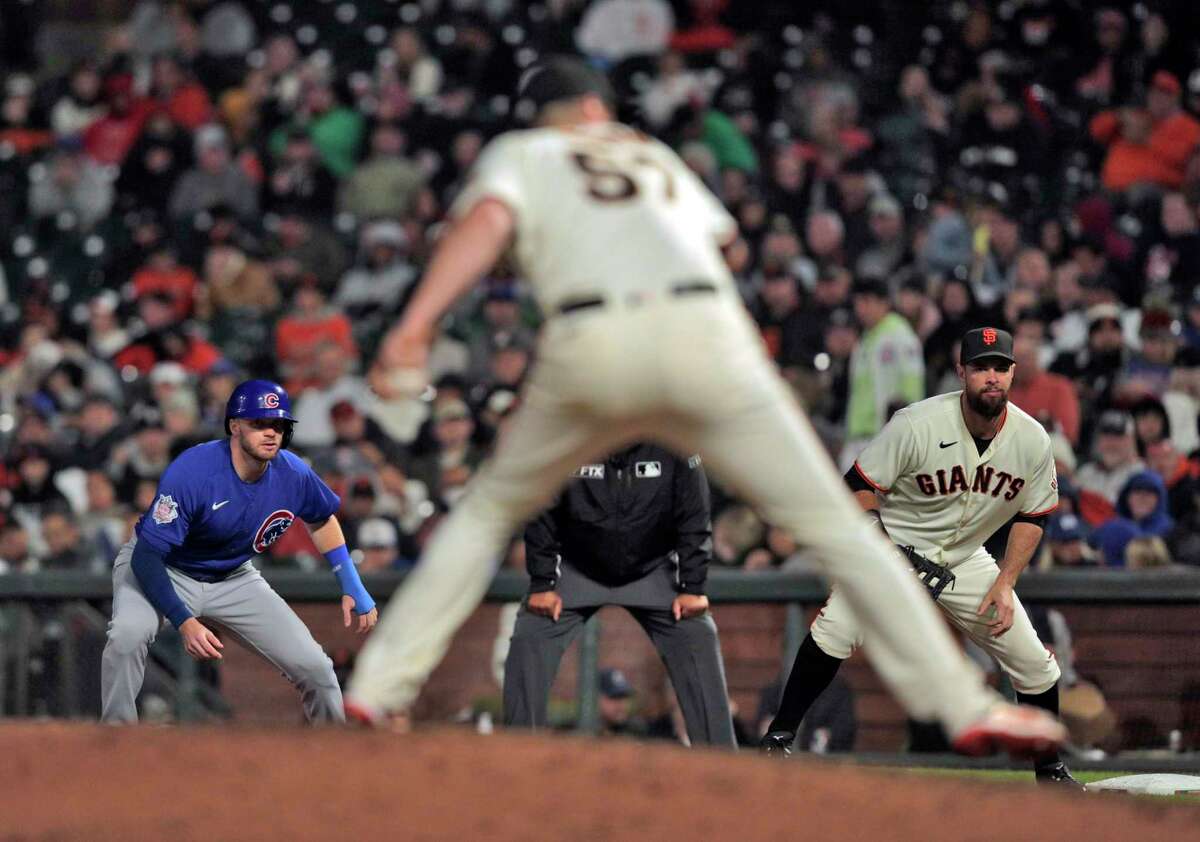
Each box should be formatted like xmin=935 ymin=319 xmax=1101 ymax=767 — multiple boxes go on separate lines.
xmin=2 ymin=567 xmax=1200 ymax=733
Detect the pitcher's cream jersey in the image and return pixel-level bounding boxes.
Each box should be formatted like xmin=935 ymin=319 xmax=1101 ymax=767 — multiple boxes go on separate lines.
xmin=853 ymin=392 xmax=1058 ymax=566
xmin=450 ymin=122 xmax=738 ymax=313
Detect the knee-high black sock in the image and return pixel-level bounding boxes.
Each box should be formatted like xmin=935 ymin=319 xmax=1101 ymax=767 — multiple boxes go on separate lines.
xmin=767 ymin=634 xmax=845 ymax=735
xmin=1017 ymin=683 xmax=1062 ymax=766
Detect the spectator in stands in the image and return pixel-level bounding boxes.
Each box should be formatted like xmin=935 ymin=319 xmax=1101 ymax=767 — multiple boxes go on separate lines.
xmin=265 ymin=209 xmax=348 ymax=293
xmin=28 ymin=137 xmax=114 ymax=231
xmin=1009 ymin=330 xmax=1081 ymax=447
xmin=1076 ymin=410 xmax=1146 ymax=516
xmin=1091 ymin=469 xmax=1173 ymax=568
xmin=275 ymin=284 xmax=358 ymax=397
xmin=110 ymin=415 xmax=172 ymax=500
xmin=576 ymin=0 xmax=674 ymax=65
xmin=841 ymin=278 xmax=924 ymax=468
xmin=411 ymin=396 xmax=484 ymax=510
xmin=1117 ymin=307 xmax=1181 ymax=400
xmin=335 ymin=220 xmax=416 ymax=354
xmin=115 ymin=108 xmax=192 ymax=215
xmin=354 ymin=517 xmax=412 ymax=573
xmin=265 ymin=127 xmax=338 ymax=216
xmin=288 ymin=343 xmax=370 ymax=448
xmin=0 ymin=521 xmax=36 ymax=574
xmin=167 ymin=123 xmax=257 ymax=221
xmin=1039 ymin=513 xmax=1097 ymax=569
xmin=9 ymin=446 xmax=68 ymax=517
xmin=82 ymin=73 xmax=151 ymax=166
xmin=37 ymin=508 xmax=92 ymax=570
xmin=389 ymin=27 xmax=443 ymax=102
xmin=199 ymin=243 xmax=280 ymax=371
xmin=131 ymin=243 xmax=197 ymax=322
xmin=149 ymin=53 xmax=212 ymax=130
xmin=50 ymin=61 xmax=105 ymax=139
xmin=1051 ymin=303 xmax=1130 ymax=419
xmin=269 ymin=76 xmax=364 ymax=179
xmin=72 ymin=395 xmax=126 ymax=472
xmin=337 ymin=122 xmax=424 ymax=220
xmin=855 ymin=194 xmax=910 ymax=282
xmin=80 ymin=469 xmax=127 ymax=569
xmin=750 ymin=269 xmax=807 ymax=372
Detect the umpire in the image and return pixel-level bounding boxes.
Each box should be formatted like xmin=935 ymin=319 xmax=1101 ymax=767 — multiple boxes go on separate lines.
xmin=502 ymin=443 xmax=736 ymax=747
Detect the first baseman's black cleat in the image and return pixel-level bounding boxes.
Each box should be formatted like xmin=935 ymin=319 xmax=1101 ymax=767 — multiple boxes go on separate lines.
xmin=760 ymin=730 xmax=795 ymax=758
xmin=1035 ymin=761 xmax=1084 ymax=789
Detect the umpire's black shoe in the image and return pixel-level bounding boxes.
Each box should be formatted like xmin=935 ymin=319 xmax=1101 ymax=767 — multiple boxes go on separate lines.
xmin=1035 ymin=761 xmax=1084 ymax=789
xmin=760 ymin=730 xmax=795 ymax=758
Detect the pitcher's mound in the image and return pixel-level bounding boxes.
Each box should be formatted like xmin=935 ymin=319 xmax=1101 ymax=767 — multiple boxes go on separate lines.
xmin=0 ymin=723 xmax=1189 ymax=841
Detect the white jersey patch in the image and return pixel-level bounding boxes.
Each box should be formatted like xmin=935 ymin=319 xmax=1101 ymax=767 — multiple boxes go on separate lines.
xmin=152 ymin=494 xmax=179 ymax=525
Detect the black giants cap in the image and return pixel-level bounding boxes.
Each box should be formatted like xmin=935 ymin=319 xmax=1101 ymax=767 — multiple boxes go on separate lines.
xmin=517 ymin=55 xmax=616 ymax=112
xmin=960 ymin=327 xmax=1015 ymax=365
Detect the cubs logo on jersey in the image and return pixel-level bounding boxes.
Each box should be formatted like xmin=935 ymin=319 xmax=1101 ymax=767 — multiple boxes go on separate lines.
xmin=253 ymin=509 xmax=296 ymax=553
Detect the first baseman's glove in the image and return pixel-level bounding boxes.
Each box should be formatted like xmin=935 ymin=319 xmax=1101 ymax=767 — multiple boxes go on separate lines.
xmin=896 ymin=545 xmax=955 ymax=602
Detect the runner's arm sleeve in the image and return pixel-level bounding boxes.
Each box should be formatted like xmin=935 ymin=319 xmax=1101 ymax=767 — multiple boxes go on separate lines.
xmin=130 ymin=538 xmax=193 ymax=629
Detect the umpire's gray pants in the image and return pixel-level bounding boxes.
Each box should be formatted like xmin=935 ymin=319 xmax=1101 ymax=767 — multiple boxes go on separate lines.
xmin=503 ymin=602 xmax=736 ymax=748
xmin=100 ymin=538 xmax=344 ymax=724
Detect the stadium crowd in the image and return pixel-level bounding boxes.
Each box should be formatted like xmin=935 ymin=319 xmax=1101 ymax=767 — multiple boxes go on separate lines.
xmin=2 ymin=0 xmax=1200 ymax=580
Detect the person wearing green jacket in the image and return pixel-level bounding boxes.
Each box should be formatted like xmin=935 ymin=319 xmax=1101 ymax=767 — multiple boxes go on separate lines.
xmin=269 ymin=80 xmax=364 ymax=179
xmin=840 ymin=277 xmax=925 ymax=470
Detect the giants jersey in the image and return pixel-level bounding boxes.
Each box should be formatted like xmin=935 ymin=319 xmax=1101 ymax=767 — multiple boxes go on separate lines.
xmin=450 ymin=122 xmax=738 ymax=313
xmin=853 ymin=392 xmax=1058 ymax=566
xmin=135 ymin=440 xmax=341 ymax=580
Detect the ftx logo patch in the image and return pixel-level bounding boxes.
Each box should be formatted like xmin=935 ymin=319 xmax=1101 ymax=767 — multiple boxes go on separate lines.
xmin=574 ymin=464 xmax=605 ymax=479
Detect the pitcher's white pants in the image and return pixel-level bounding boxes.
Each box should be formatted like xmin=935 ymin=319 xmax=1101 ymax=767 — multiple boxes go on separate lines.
xmin=349 ymin=296 xmax=997 ymax=736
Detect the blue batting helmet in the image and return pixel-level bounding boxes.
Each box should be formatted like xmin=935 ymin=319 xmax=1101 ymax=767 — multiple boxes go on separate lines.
xmin=225 ymin=379 xmax=296 ymax=446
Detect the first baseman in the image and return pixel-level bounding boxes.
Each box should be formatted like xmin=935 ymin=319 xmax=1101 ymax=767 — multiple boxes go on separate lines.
xmin=346 ymin=56 xmax=1065 ymax=758
xmin=101 ymin=379 xmax=378 ymax=723
xmin=763 ymin=328 xmax=1080 ymax=786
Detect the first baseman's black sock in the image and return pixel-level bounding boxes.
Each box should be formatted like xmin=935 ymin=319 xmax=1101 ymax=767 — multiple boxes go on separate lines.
xmin=1017 ymin=684 xmax=1062 ymax=767
xmin=767 ymin=634 xmax=845 ymax=735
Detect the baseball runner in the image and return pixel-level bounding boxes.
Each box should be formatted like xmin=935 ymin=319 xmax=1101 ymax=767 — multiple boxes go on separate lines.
xmin=762 ymin=328 xmax=1080 ymax=786
xmin=346 ymin=56 xmax=1066 ymax=757
xmin=101 ymin=379 xmax=378 ymax=723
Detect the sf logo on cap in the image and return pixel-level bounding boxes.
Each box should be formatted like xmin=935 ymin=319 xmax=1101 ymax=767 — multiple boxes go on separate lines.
xmin=982 ymin=328 xmax=998 ymax=345
xmin=263 ymin=392 xmax=280 ymax=409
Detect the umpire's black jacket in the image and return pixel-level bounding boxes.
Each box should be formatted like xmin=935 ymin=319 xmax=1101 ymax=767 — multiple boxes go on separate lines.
xmin=525 ymin=443 xmax=712 ymax=595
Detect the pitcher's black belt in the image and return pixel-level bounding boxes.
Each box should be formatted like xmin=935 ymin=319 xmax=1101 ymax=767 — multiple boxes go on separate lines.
xmin=556 ymin=282 xmax=718 ymax=315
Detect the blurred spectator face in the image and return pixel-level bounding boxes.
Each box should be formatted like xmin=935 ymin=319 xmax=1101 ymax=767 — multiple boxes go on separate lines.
xmin=1140 ymin=328 xmax=1177 ymax=365
xmin=42 ymin=511 xmax=80 ymax=557
xmin=284 ymin=133 xmax=317 ymax=166
xmin=198 ymin=139 xmax=230 ymax=173
xmin=86 ymin=470 xmax=117 ymax=511
xmin=293 ymin=285 xmax=325 ymax=317
xmin=1040 ymin=218 xmax=1064 ymax=257
xmin=433 ymin=399 xmax=473 ymax=449
xmin=762 ymin=230 xmax=800 ymax=263
xmin=1095 ymin=9 xmax=1126 ymax=53
xmin=1127 ymin=489 xmax=1159 ymax=521
xmin=985 ymin=100 xmax=1021 ymax=131
xmin=490 ymin=346 xmax=529 ymax=386
xmin=79 ymin=399 xmax=118 ymax=439
xmin=50 ymin=150 xmax=84 ymax=188
xmin=825 ymin=321 xmax=857 ymax=357
xmin=837 ymin=169 xmax=870 ymax=210
xmin=978 ymin=207 xmax=1019 ymax=255
xmin=899 ymin=65 xmax=930 ymax=102
xmin=1119 ymin=108 xmax=1151 ymax=144
xmin=391 ymin=27 xmax=425 ymax=64
xmin=1051 ymin=536 xmax=1087 ymax=566
xmin=724 ymin=236 xmax=751 ymax=275
xmin=894 ymin=286 xmax=925 ymax=324
xmin=963 ymin=6 xmax=992 ymax=48
xmin=331 ymin=401 xmax=366 ymax=442
xmin=1148 ymin=87 xmax=1178 ymax=122
xmin=0 ymin=525 xmax=30 ymax=563
xmin=304 ymin=82 xmax=335 ymax=114
xmin=452 ymin=130 xmax=483 ymax=171
xmin=346 ymin=480 xmax=376 ymax=520
xmin=1146 ymin=439 xmax=1180 ymax=478
xmin=138 ymin=426 xmax=171 ymax=461
xmin=772 ymin=149 xmax=804 ymax=191
xmin=853 ymin=291 xmax=890 ymax=329
xmin=314 ymin=344 xmax=349 ymax=386
xmin=18 ymin=452 xmax=51 ymax=487
xmin=1096 ymin=430 xmax=1135 ymax=469
xmin=16 ymin=412 xmax=52 ymax=447
xmin=1015 ymin=249 xmax=1051 ymax=291
xmin=806 ymin=211 xmax=844 ymax=258
xmin=720 ymin=169 xmax=748 ymax=204
xmin=204 ymin=372 xmax=239 ymax=410
xmin=760 ymin=274 xmax=798 ymax=314
xmin=265 ymin=34 xmax=299 ymax=75
xmin=869 ymin=206 xmax=903 ymax=242
xmin=1161 ymin=193 xmax=1196 ymax=236
xmin=71 ymin=64 xmax=102 ymax=101
xmin=1134 ymin=408 xmax=1167 ymax=446
xmin=152 ymin=56 xmax=184 ymax=94
xmin=370 ymin=123 xmax=405 ymax=157
xmin=940 ymin=280 xmax=970 ymax=317
xmin=1053 ymin=261 xmax=1083 ymax=308
xmin=765 ymin=526 xmax=796 ymax=559
xmin=814 ymin=268 xmax=851 ymax=307
xmin=1089 ymin=317 xmax=1124 ymax=352
xmin=1003 ymin=287 xmax=1037 ymax=327
xmin=1012 ymin=334 xmax=1041 ymax=373
xmin=163 ymin=402 xmax=199 ymax=438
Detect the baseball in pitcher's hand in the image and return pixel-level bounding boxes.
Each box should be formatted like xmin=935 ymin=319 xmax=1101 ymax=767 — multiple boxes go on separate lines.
xmin=179 ymin=617 xmax=224 ymax=660
xmin=342 ymin=595 xmax=378 ymax=633
xmin=528 ymin=591 xmax=562 ymax=622
xmin=977 ymin=581 xmax=1014 ymax=638
xmin=672 ymin=594 xmax=709 ymax=621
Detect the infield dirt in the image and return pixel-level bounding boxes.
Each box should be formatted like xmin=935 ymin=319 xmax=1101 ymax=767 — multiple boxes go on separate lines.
xmin=0 ymin=724 xmax=1190 ymax=840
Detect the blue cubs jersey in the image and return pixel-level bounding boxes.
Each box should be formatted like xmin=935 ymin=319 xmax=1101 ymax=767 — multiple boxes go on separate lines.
xmin=135 ymin=440 xmax=341 ymax=580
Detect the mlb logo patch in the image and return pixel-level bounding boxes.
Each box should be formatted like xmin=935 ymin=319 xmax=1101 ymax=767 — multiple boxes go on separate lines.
xmin=635 ymin=461 xmax=662 ymax=478
xmin=575 ymin=464 xmax=605 ymax=479
xmin=152 ymin=494 xmax=179 ymax=525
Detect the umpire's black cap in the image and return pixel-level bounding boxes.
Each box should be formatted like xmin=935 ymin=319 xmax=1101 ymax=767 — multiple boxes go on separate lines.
xmin=960 ymin=327 xmax=1015 ymax=365
xmin=517 ymin=55 xmax=616 ymax=113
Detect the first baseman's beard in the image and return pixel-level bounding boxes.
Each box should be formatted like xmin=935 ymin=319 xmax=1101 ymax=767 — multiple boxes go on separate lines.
xmin=238 ymin=434 xmax=280 ymax=464
xmin=965 ymin=386 xmax=1008 ymax=419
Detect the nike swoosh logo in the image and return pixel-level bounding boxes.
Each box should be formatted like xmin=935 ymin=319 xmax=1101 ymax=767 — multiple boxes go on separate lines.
xmin=212 ymin=500 xmax=231 ymax=511
xmin=939 ymin=441 xmax=957 ymax=449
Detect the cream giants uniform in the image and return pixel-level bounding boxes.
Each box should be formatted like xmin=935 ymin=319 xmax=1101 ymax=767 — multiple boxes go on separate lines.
xmin=812 ymin=392 xmax=1061 ymax=694
xmin=350 ymin=122 xmax=1002 ymax=736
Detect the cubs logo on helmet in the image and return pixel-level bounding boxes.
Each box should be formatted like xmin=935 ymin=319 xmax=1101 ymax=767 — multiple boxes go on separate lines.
xmin=263 ymin=392 xmax=280 ymax=409
xmin=253 ymin=509 xmax=296 ymax=553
